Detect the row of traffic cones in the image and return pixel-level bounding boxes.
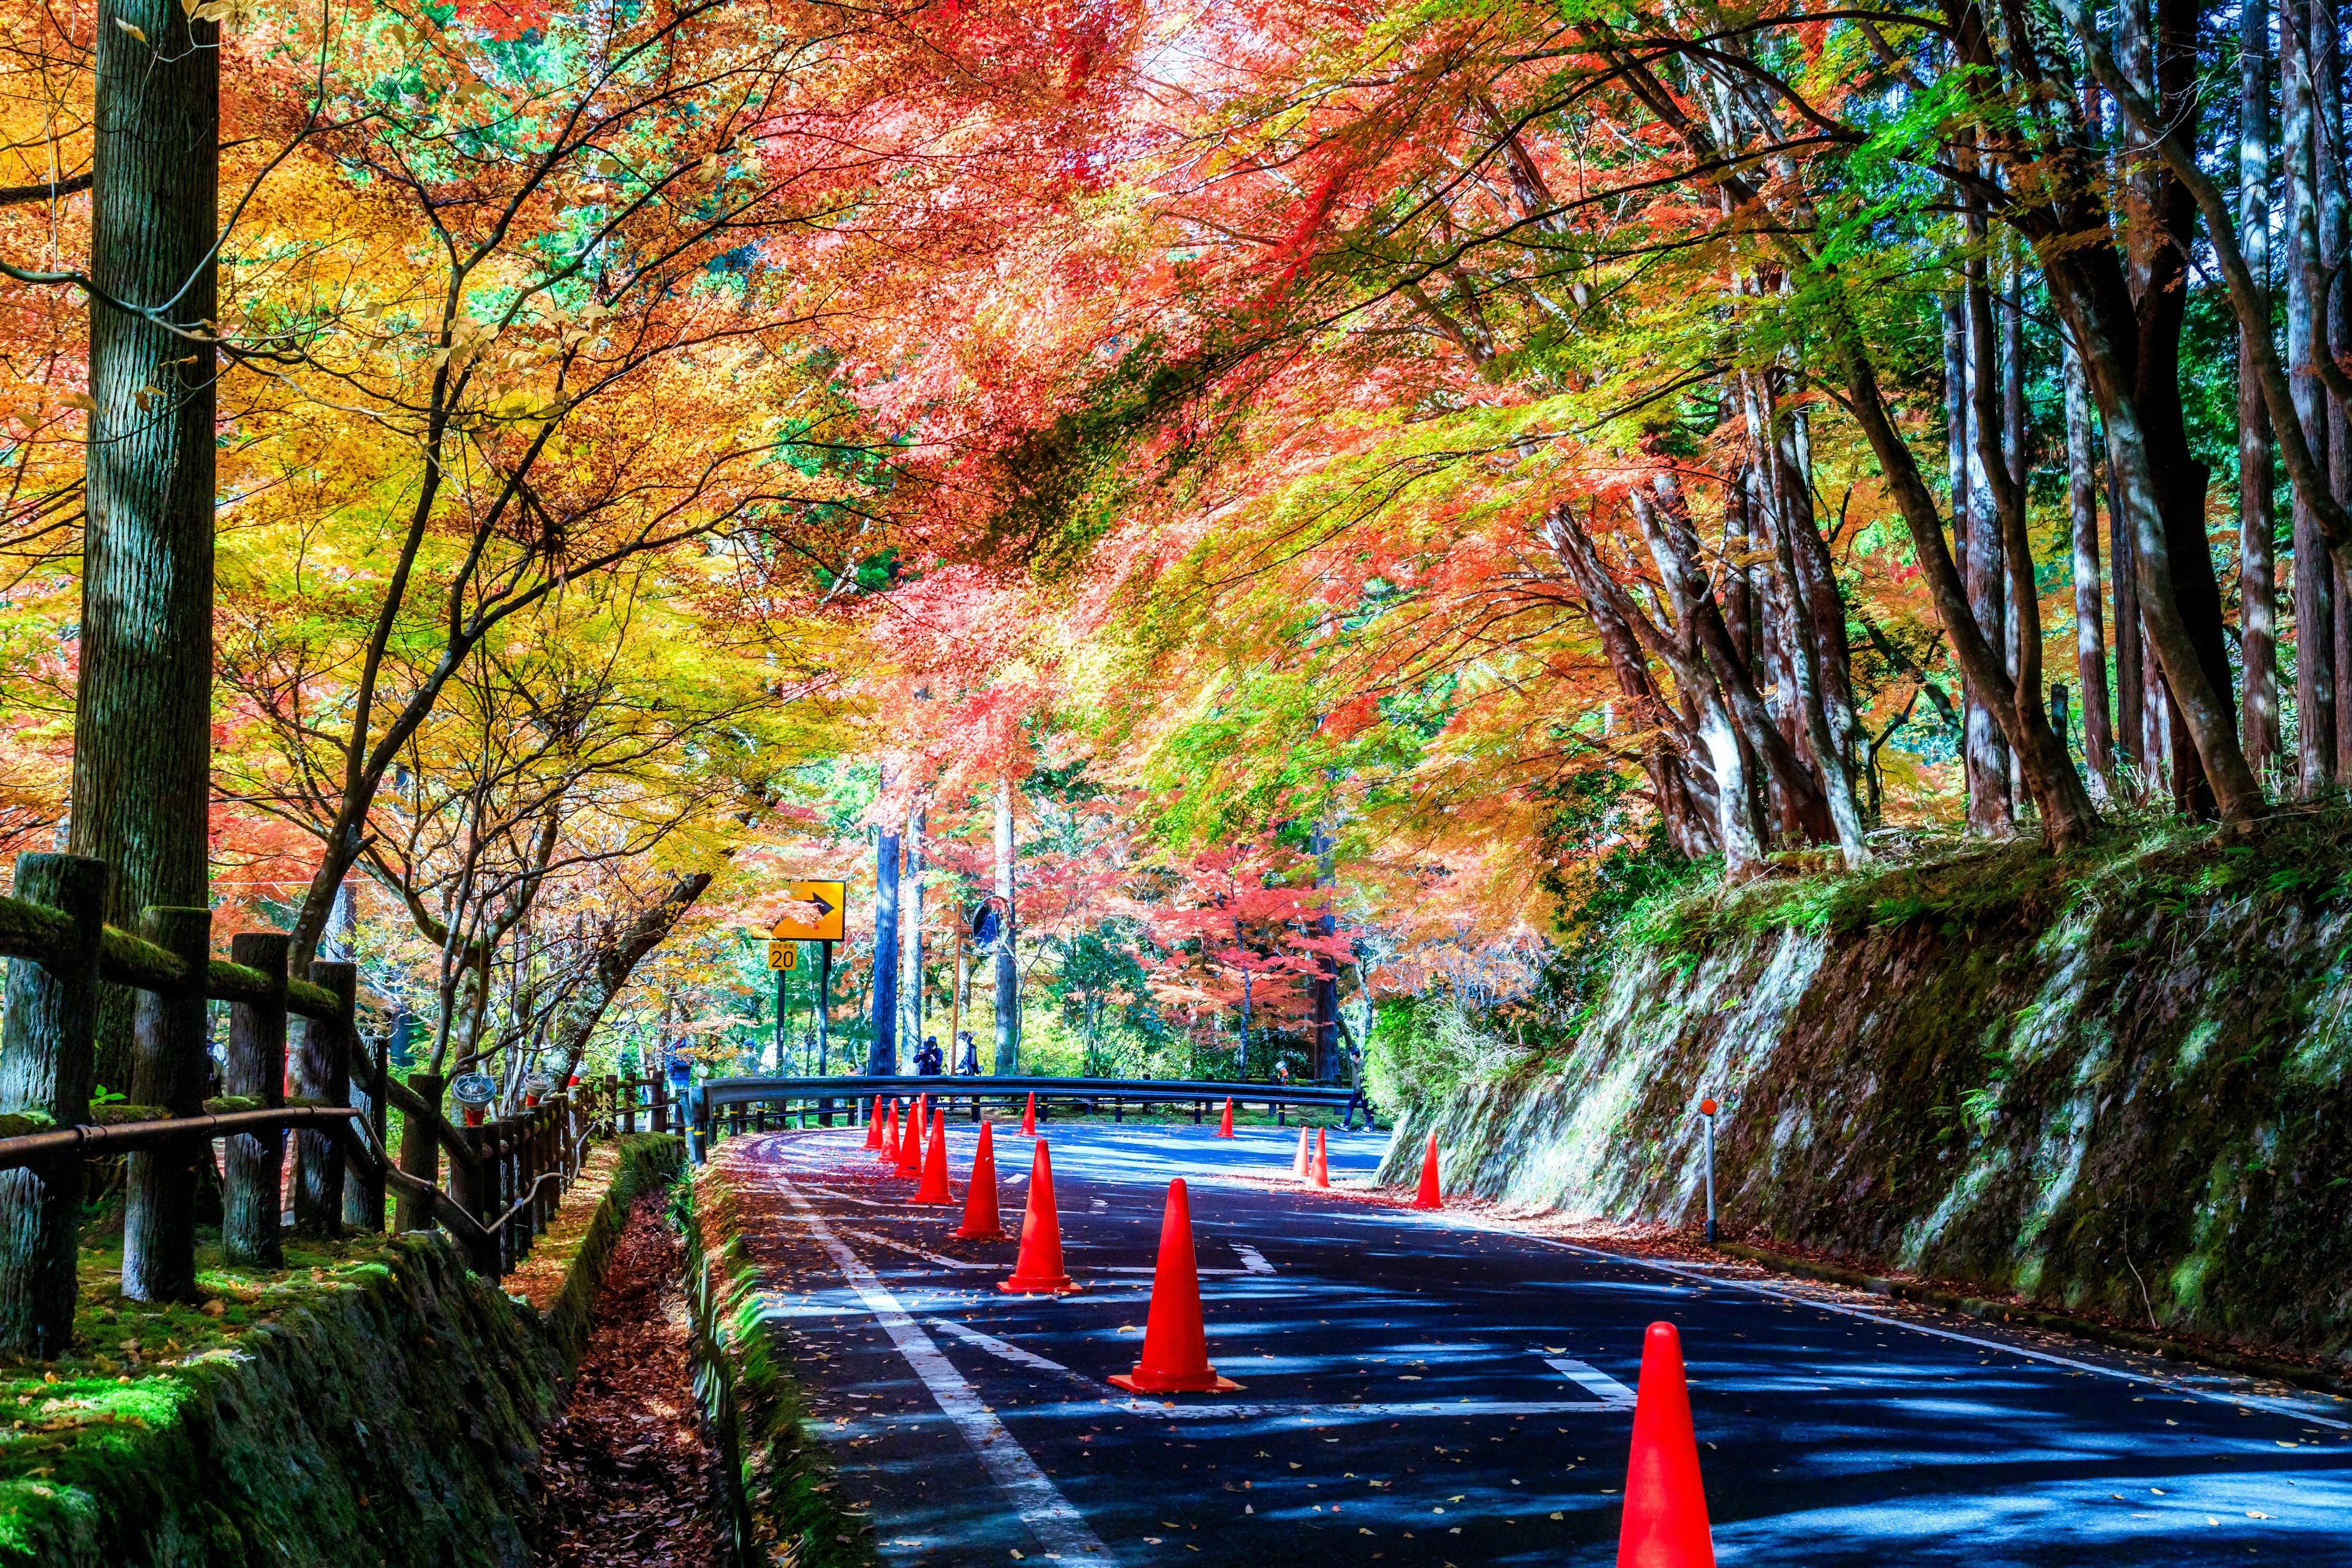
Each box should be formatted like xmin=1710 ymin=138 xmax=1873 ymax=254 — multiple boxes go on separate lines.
xmin=842 ymin=1098 xmax=1710 ymax=1561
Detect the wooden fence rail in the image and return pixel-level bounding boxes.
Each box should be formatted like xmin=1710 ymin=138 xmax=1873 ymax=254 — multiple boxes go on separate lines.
xmin=0 ymin=851 xmax=638 ymax=1362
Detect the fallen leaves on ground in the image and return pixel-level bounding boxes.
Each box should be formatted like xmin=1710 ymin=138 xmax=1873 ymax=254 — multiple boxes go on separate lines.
xmin=535 ymin=1194 xmax=723 ymax=1568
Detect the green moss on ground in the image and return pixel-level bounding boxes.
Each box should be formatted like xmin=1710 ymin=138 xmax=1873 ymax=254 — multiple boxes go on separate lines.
xmin=0 ymin=1231 xmax=556 ymax=1567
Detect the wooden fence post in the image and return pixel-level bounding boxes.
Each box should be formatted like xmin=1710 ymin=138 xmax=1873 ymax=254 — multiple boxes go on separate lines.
xmin=395 ymin=1072 xmax=445 ymax=1232
xmin=0 ymin=853 xmax=109 ymax=1359
xmin=345 ymin=1030 xmax=387 ymax=1231
xmin=224 ymin=932 xmax=290 ymax=1267
xmin=622 ymin=1076 xmax=638 ymax=1136
xmin=123 ymin=905 xmax=211 ymax=1302
xmin=293 ymin=961 xmax=355 ymax=1237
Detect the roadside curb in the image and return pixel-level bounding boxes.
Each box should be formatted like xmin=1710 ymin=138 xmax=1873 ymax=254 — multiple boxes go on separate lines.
xmin=1709 ymin=1241 xmax=2352 ymax=1401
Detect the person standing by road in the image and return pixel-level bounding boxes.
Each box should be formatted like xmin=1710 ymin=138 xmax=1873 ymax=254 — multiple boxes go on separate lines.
xmin=956 ymin=1031 xmax=979 ymax=1075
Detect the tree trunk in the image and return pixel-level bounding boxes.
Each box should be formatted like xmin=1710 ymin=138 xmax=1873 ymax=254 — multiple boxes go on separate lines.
xmin=992 ymin=778 xmax=1020 ymax=1076
xmin=1964 ymin=232 xmax=2015 ymax=834
xmin=869 ymin=821 xmax=900 ymax=1075
xmin=546 ymin=872 xmax=715 ymax=1071
xmin=901 ymin=802 xmax=924 ymax=1061
xmin=2064 ymin=333 xmax=2116 ymax=787
xmin=1308 ymin=821 xmax=1340 ymax=1081
xmin=2318 ymin=0 xmax=2352 ymax=783
xmin=2285 ymin=0 xmax=2338 ymax=791
xmin=73 ymin=0 xmax=221 ymax=1093
xmin=2242 ymin=0 xmax=2281 ymax=780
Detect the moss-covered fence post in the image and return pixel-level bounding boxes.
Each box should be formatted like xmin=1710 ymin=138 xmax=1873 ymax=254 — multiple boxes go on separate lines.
xmin=123 ymin=903 xmax=211 ymax=1301
xmin=396 ymin=1071 xmax=445 ymax=1233
xmin=293 ymin=959 xmax=355 ymax=1237
xmin=0 ymin=852 xmax=108 ymax=1359
xmin=224 ymin=930 xmax=289 ymax=1267
xmin=345 ymin=1026 xmax=388 ymax=1231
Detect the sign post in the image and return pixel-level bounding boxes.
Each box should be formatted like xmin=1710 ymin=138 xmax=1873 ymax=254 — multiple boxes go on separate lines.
xmin=772 ymin=881 xmax=848 ymax=1121
xmin=1697 ymin=1096 xmax=1719 ymax=1243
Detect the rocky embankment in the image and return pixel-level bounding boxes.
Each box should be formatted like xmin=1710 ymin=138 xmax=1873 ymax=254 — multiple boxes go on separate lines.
xmin=1382 ymin=829 xmax=2352 ymax=1369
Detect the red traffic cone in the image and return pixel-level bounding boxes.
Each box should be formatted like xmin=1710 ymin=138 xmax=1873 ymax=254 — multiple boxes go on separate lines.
xmin=877 ymin=1099 xmax=899 ymax=1161
xmin=998 ymin=1139 xmax=1080 ymax=1294
xmin=1020 ymin=1091 xmax=1038 ymax=1137
xmin=1411 ymin=1133 xmax=1444 ymax=1210
xmin=1215 ymin=1098 xmax=1235 ymax=1138
xmin=897 ymin=1095 xmax=927 ymax=1177
xmin=954 ymin=1121 xmax=1006 ymax=1240
xmin=1616 ymin=1321 xmax=1716 ymax=1567
xmin=1291 ymin=1126 xmax=1310 ymax=1178
xmin=1109 ymin=1178 xmax=1241 ymax=1395
xmin=1311 ymin=1126 xmax=1330 ymax=1188
xmin=911 ymin=1110 xmax=955 ymax=1204
xmin=864 ymin=1097 xmax=884 ymax=1149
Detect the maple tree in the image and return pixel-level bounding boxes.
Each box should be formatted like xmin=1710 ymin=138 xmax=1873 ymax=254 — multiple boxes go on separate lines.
xmin=1 ymin=0 xmax=2343 ymax=1109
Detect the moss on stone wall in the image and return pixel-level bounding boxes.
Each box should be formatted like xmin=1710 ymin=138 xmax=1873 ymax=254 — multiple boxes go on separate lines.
xmin=1383 ymin=815 xmax=2352 ymax=1368
xmin=683 ymin=1160 xmax=872 ymax=1568
xmin=0 ymin=1234 xmax=556 ymax=1567
xmin=513 ymin=1133 xmax=685 ymax=1379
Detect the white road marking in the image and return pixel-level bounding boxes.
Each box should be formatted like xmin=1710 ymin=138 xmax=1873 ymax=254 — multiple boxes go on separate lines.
xmin=1407 ymin=1215 xmax=2352 ymax=1433
xmin=794 ymin=1185 xmax=937 ymax=1211
xmin=1115 ymin=1400 xmax=1632 ymax=1422
xmin=1090 ymin=1197 xmax=1109 ymax=1212
xmin=756 ymin=1171 xmax=1110 ymax=1558
xmin=1231 ymin=1243 xmax=1276 ymax=1275
xmin=927 ymin=1318 xmax=1074 ymax=1374
xmin=836 ymin=1227 xmax=998 ymax=1271
xmin=1099 ymin=1265 xmax=1251 ymax=1276
xmin=1545 ymin=1357 xmax=1637 ymax=1409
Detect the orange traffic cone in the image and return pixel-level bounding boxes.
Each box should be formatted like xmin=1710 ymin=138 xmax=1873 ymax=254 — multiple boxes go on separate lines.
xmin=1020 ymin=1091 xmax=1038 ymax=1137
xmin=1616 ymin=1321 xmax=1716 ymax=1567
xmin=1311 ymin=1127 xmax=1330 ymax=1188
xmin=954 ymin=1121 xmax=1006 ymax=1240
xmin=1291 ymin=1126 xmax=1310 ymax=1178
xmin=878 ymin=1099 xmax=899 ymax=1162
xmin=1108 ymin=1178 xmax=1241 ymax=1395
xmin=897 ymin=1095 xmax=927 ymax=1177
xmin=1411 ymin=1133 xmax=1443 ymax=1210
xmin=998 ymin=1139 xmax=1080 ymax=1294
xmin=911 ymin=1110 xmax=955 ymax=1204
xmin=864 ymin=1096 xmax=884 ymax=1149
xmin=1215 ymin=1098 xmax=1235 ymax=1138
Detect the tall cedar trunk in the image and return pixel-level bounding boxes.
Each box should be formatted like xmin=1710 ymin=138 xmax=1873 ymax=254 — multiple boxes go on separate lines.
xmin=2321 ymin=0 xmax=2352 ymax=779
xmin=2002 ymin=266 xmax=2029 ymax=806
xmin=869 ymin=823 xmax=900 ymax=1074
xmin=2242 ymin=0 xmax=2281 ymax=780
xmin=1964 ymin=213 xmax=2015 ymax=834
xmin=2285 ymin=0 xmax=2337 ymax=790
xmin=1308 ymin=822 xmax=1339 ymax=1082
xmin=2064 ymin=333 xmax=2117 ymax=785
xmin=2136 ymin=0 xmax=2236 ymax=820
xmin=73 ymin=1 xmax=221 ymax=1093
xmin=992 ymin=778 xmax=1019 ymax=1075
xmin=900 ymin=803 xmax=924 ymax=1060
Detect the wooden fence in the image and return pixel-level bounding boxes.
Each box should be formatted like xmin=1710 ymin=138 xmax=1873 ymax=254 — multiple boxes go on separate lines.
xmin=0 ymin=851 xmax=633 ymax=1362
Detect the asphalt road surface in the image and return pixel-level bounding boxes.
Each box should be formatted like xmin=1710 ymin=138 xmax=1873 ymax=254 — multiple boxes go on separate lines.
xmin=711 ymin=1120 xmax=2352 ymax=1566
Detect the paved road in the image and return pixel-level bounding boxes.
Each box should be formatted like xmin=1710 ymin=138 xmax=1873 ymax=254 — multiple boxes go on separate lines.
xmin=712 ymin=1121 xmax=2352 ymax=1566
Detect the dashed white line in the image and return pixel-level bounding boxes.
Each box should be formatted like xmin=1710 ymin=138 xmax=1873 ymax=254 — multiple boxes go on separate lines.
xmin=836 ymin=1226 xmax=998 ymax=1271
xmin=756 ymin=1172 xmax=1110 ymax=1558
xmin=926 ymin=1318 xmax=1074 ymax=1374
xmin=1545 ymin=1357 xmax=1637 ymax=1409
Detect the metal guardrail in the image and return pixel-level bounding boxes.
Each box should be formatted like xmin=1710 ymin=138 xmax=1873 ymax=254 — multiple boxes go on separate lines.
xmin=698 ymin=1074 xmax=1355 ymax=1112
